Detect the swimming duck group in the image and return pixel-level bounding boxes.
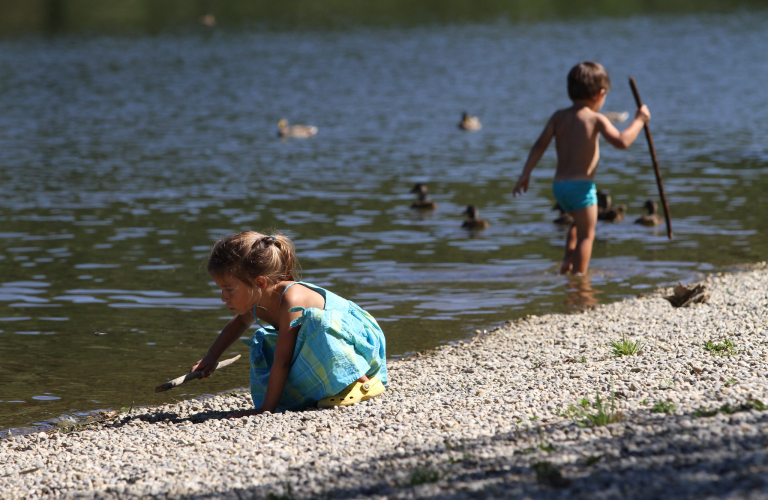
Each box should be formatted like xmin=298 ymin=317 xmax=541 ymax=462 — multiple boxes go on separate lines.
xmin=277 ymin=111 xmax=486 ymax=139
xmin=553 ymin=190 xmax=662 ymax=227
xmin=410 ymin=183 xmax=489 ymax=231
xmin=279 ymin=112 xmax=650 ymax=233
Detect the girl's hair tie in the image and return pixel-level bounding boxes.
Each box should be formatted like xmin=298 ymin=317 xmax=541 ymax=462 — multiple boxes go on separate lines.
xmin=270 ymin=234 xmax=276 ymax=242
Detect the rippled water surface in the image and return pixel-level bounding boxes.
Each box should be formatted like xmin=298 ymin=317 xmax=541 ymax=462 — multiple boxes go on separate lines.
xmin=1 ymin=12 xmax=767 ymax=431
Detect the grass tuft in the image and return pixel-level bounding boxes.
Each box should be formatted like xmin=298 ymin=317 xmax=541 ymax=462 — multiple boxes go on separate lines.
xmin=703 ymin=338 xmax=737 ymax=356
xmin=566 ymin=390 xmax=623 ymax=427
xmin=651 ymin=400 xmax=677 ymax=414
xmin=268 ymin=483 xmax=295 ymax=500
xmin=609 ymin=335 xmax=644 ymax=357
xmin=585 ymin=455 xmax=602 ymax=466
xmin=532 ymin=461 xmax=570 ymax=488
xmin=409 ymin=467 xmax=440 ymax=486
xmin=694 ymin=399 xmax=766 ymax=418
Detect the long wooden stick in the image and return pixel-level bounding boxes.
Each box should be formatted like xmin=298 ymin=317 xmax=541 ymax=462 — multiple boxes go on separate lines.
xmin=629 ymin=77 xmax=673 ymax=240
xmin=154 ymin=355 xmax=241 ymax=392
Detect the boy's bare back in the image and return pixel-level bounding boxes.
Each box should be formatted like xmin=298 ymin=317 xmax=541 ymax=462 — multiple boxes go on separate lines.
xmin=551 ymin=105 xmax=607 ymax=182
xmin=514 ymin=94 xmax=649 ymax=196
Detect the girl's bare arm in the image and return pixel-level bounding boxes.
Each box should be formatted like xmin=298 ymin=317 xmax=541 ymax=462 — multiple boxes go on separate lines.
xmin=191 ymin=314 xmax=254 ymax=377
xmin=257 ymin=295 xmax=305 ymax=413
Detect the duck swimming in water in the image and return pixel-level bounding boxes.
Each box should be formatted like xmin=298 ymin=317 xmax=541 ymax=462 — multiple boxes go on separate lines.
xmin=462 ymin=205 xmax=489 ymax=230
xmin=458 ymin=112 xmax=482 ymax=131
xmin=277 ymin=119 xmax=318 ymax=138
xmin=634 ymin=199 xmax=663 ymax=226
xmin=596 ymin=191 xmax=626 ymax=223
xmin=552 ymin=203 xmax=574 ymax=225
xmin=411 ymin=183 xmax=437 ymax=210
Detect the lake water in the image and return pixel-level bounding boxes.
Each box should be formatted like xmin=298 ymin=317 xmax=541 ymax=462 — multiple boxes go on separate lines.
xmin=1 ymin=11 xmax=767 ymax=433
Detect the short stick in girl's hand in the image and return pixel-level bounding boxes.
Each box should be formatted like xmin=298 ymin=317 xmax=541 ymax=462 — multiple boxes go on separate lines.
xmin=191 ymin=231 xmax=389 ymax=418
xmin=155 ymin=355 xmax=241 ymax=392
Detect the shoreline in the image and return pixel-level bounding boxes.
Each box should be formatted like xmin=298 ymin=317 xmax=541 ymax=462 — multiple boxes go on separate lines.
xmin=2 ymin=263 xmax=767 ymax=499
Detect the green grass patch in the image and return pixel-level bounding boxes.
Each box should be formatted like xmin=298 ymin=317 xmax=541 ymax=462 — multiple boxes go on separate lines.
xmin=703 ymin=339 xmax=738 ymax=356
xmin=566 ymin=390 xmax=623 ymax=427
xmin=585 ymin=455 xmax=602 ymax=466
xmin=651 ymin=400 xmax=677 ymax=414
xmin=409 ymin=467 xmax=440 ymax=486
xmin=609 ymin=335 xmax=644 ymax=357
xmin=532 ymin=461 xmax=570 ymax=488
xmin=694 ymin=399 xmax=766 ymax=418
xmin=724 ymin=377 xmax=737 ymax=387
xmin=444 ymin=437 xmax=473 ymax=462
xmin=268 ymin=483 xmax=296 ymax=500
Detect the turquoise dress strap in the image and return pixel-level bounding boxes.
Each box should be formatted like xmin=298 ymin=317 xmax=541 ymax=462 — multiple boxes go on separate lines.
xmin=252 ymin=281 xmax=303 ymax=330
xmin=280 ymin=282 xmax=301 ymax=304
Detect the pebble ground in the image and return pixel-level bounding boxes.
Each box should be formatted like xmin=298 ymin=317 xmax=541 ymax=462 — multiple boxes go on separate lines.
xmin=2 ymin=265 xmax=768 ymax=499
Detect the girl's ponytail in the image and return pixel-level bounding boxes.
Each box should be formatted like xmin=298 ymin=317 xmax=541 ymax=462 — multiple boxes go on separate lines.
xmin=270 ymin=233 xmax=300 ymax=281
xmin=208 ymin=231 xmax=301 ymax=284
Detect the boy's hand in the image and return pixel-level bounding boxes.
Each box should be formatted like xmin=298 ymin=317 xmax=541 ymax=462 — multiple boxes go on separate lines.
xmin=636 ymin=105 xmax=650 ymax=123
xmin=513 ymin=175 xmax=529 ymax=196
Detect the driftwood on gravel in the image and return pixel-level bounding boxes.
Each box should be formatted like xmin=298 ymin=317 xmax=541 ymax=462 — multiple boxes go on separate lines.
xmin=664 ymin=282 xmax=710 ymax=308
xmin=154 ymin=355 xmax=241 ymax=393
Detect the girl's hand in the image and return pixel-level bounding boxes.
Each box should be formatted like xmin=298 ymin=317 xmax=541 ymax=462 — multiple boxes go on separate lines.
xmin=190 ymin=355 xmax=218 ymax=378
xmin=513 ymin=175 xmax=529 ymax=196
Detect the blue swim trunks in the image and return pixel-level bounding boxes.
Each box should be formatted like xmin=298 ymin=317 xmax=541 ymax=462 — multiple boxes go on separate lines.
xmin=552 ymin=180 xmax=597 ymax=213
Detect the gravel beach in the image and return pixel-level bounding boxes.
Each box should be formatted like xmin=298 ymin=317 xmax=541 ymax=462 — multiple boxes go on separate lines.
xmin=2 ymin=265 xmax=768 ymax=500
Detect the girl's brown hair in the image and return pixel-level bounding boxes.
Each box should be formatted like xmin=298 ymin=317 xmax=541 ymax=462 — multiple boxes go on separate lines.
xmin=207 ymin=231 xmax=300 ymax=284
xmin=567 ymin=61 xmax=611 ymax=100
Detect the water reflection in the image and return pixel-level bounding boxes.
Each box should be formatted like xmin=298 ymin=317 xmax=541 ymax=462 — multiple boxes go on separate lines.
xmin=564 ymin=275 xmax=600 ymax=310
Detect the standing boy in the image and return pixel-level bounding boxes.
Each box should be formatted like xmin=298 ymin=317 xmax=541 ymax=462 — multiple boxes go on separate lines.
xmin=513 ymin=61 xmax=651 ymax=275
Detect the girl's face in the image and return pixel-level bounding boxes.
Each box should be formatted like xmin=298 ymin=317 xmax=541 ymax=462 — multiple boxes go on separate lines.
xmin=212 ymin=274 xmax=258 ymax=315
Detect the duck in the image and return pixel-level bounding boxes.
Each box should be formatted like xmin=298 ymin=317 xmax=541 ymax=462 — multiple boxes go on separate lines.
xmin=462 ymin=205 xmax=489 ymax=230
xmin=552 ymin=203 xmax=573 ymax=225
xmin=410 ymin=183 xmax=437 ymax=210
xmin=634 ymin=199 xmax=663 ymax=226
xmin=458 ymin=112 xmax=482 ymax=131
xmin=603 ymin=111 xmax=630 ymax=123
xmin=277 ymin=119 xmax=318 ymax=138
xmin=596 ymin=190 xmax=626 ymax=222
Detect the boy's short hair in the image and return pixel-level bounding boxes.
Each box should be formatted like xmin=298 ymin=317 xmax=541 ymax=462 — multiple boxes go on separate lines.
xmin=567 ymin=61 xmax=611 ymax=100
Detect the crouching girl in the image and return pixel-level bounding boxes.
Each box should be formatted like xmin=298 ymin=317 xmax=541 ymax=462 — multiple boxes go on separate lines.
xmin=191 ymin=231 xmax=387 ymax=416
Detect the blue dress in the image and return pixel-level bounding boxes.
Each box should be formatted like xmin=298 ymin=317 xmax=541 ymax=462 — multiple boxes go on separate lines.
xmin=242 ymin=282 xmax=388 ymax=411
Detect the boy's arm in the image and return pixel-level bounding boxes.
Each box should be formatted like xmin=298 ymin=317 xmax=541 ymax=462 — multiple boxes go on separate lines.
xmin=513 ymin=115 xmax=555 ymax=196
xmin=598 ymin=105 xmax=650 ymax=149
xmin=191 ymin=313 xmax=254 ymax=377
xmin=257 ymin=298 xmax=304 ymax=413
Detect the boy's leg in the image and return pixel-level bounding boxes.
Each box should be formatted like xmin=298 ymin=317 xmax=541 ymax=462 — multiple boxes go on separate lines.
xmin=561 ymin=224 xmax=577 ymax=274
xmin=569 ymin=204 xmax=598 ymax=275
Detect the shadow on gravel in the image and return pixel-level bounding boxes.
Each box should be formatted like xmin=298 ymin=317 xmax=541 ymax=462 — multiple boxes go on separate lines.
xmin=161 ymin=407 xmax=768 ymax=500
xmin=109 ymin=409 xmax=232 ymax=428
